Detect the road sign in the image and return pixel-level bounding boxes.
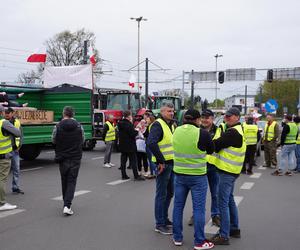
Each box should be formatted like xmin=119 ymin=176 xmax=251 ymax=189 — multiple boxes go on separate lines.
xmin=265 ymin=99 xmax=278 ymax=113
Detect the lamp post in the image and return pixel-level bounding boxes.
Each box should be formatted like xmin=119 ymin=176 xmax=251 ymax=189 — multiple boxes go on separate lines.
xmin=214 ymin=54 xmax=223 ymax=108
xmin=130 ymin=16 xmax=147 ymax=91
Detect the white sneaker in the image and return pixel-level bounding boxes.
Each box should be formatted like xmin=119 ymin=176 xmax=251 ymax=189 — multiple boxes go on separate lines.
xmin=63 ymin=206 xmax=74 ymax=216
xmin=103 ymin=163 xmax=112 ymax=168
xmin=0 ymin=203 xmax=17 ymax=211
xmin=109 ymin=162 xmax=115 ymax=167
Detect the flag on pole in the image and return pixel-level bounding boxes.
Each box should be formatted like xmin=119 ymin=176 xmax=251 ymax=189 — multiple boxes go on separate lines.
xmin=27 ymin=53 xmax=47 ymax=63
xmin=89 ymin=46 xmax=96 ymax=66
xmin=129 ymin=73 xmax=136 ymax=88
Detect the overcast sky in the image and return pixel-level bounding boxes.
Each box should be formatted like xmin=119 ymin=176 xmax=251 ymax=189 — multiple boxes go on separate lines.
xmin=1 ymin=0 xmax=300 ymax=101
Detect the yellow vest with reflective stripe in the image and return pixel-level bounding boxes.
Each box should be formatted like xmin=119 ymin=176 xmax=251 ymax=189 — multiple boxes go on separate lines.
xmin=207 ymin=123 xmax=225 ymax=165
xmin=243 ymin=124 xmax=258 ymax=145
xmin=284 ymin=122 xmax=298 ymax=144
xmin=173 ymin=124 xmax=207 ymax=175
xmin=214 ymin=124 xmax=246 ymax=174
xmin=151 ymin=118 xmax=174 ymax=162
xmin=296 ymin=124 xmax=300 ymax=145
xmin=264 ymin=121 xmax=276 ymax=141
xmin=13 ymin=119 xmax=21 ymax=148
xmin=0 ymin=119 xmax=13 ymax=154
xmin=105 ymin=121 xmax=116 ymax=142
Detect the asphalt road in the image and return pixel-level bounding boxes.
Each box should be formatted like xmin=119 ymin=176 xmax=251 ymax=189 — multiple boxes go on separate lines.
xmin=1 ymin=143 xmax=300 ymax=250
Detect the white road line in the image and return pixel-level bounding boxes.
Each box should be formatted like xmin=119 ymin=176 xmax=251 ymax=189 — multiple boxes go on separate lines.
xmin=46 ymin=151 xmax=54 ymax=154
xmin=249 ymin=173 xmax=262 ymax=179
xmin=240 ymin=182 xmax=255 ymax=190
xmin=205 ymin=196 xmax=243 ymax=235
xmin=107 ymin=179 xmax=130 ymax=185
xmin=51 ymin=190 xmax=91 ymax=201
xmin=21 ymin=167 xmax=43 ymax=172
xmin=92 ymin=156 xmax=104 ymax=160
xmin=0 ymin=209 xmax=25 ymax=219
xmin=258 ymin=166 xmax=267 ymax=170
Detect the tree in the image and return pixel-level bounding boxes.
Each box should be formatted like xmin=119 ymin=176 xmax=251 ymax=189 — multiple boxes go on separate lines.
xmin=209 ymin=99 xmax=225 ymax=108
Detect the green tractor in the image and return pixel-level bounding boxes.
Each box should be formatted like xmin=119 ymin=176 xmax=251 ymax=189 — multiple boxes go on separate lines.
xmin=149 ymin=95 xmax=185 ymax=125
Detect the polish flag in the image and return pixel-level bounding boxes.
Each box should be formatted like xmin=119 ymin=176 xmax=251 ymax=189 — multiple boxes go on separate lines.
xmin=89 ymin=47 xmax=96 ymax=66
xmin=128 ymin=73 xmax=136 ymax=88
xmin=27 ymin=53 xmax=47 ymax=63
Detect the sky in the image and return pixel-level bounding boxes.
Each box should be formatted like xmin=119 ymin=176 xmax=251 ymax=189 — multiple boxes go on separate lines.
xmin=1 ymin=0 xmax=300 ymax=101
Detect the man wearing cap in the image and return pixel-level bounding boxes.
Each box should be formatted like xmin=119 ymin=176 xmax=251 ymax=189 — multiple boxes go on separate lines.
xmin=188 ymin=109 xmax=221 ymax=228
xmin=102 ymin=114 xmax=116 ymax=168
xmin=210 ymin=107 xmax=246 ymax=245
xmin=0 ymin=107 xmax=21 ymax=211
xmin=148 ymin=102 xmax=175 ymax=235
xmin=172 ymin=109 xmax=215 ymax=249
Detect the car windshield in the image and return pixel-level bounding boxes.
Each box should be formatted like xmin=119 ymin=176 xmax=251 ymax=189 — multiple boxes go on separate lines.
xmin=106 ymin=94 xmax=128 ymax=110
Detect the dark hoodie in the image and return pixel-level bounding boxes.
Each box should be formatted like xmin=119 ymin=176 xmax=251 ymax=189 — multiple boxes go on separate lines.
xmin=52 ymin=118 xmax=84 ymax=161
xmin=117 ymin=118 xmax=138 ymax=153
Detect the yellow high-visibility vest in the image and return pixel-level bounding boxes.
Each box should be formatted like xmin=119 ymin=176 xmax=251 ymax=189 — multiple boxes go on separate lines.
xmin=105 ymin=121 xmax=116 ymax=142
xmin=243 ymin=124 xmax=258 ymax=145
xmin=0 ymin=119 xmax=12 ymax=154
xmin=264 ymin=121 xmax=277 ymax=141
xmin=13 ymin=119 xmax=21 ymax=148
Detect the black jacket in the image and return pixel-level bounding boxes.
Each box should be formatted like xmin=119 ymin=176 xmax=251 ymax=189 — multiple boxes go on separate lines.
xmin=54 ymin=118 xmax=83 ymax=161
xmin=117 ymin=118 xmax=138 ymax=153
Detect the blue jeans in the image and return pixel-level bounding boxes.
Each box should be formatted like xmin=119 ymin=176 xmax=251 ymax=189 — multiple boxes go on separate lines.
xmin=173 ymin=174 xmax=208 ymax=245
xmin=207 ymin=164 xmax=220 ymax=217
xmin=295 ymin=144 xmax=300 ymax=172
xmin=154 ymin=162 xmax=174 ymax=227
xmin=218 ymin=171 xmax=239 ymax=239
xmin=279 ymin=144 xmax=296 ymax=172
xmin=146 ymin=146 xmax=156 ymax=175
xmin=11 ymin=151 xmax=20 ymax=191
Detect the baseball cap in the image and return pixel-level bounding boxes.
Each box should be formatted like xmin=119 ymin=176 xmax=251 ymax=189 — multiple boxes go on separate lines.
xmin=4 ymin=107 xmax=14 ymax=114
xmin=225 ymin=107 xmax=240 ymax=117
xmin=184 ymin=109 xmax=201 ymax=120
xmin=201 ymin=109 xmax=214 ymax=117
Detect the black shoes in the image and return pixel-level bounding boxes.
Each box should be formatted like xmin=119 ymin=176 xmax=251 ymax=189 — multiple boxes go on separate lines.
xmin=122 ymin=176 xmax=130 ymax=180
xmin=134 ymin=176 xmax=145 ymax=181
xmin=230 ymin=229 xmax=241 ymax=238
xmin=210 ymin=234 xmax=230 ymax=245
xmin=12 ymin=189 xmax=24 ymax=194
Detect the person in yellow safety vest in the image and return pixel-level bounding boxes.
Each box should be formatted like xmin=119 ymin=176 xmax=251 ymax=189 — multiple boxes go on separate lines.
xmin=272 ymin=114 xmax=298 ymax=176
xmin=210 ymin=107 xmax=246 ymax=245
xmin=103 ymin=114 xmax=116 ymax=168
xmin=172 ymin=109 xmax=215 ymax=249
xmin=242 ymin=116 xmax=260 ymax=175
xmin=293 ymin=116 xmax=300 ymax=173
xmin=263 ymin=114 xmax=279 ymax=168
xmin=147 ymin=102 xmax=175 ymax=235
xmin=4 ymin=108 xmax=24 ymax=194
xmin=0 ymin=107 xmax=21 ymax=211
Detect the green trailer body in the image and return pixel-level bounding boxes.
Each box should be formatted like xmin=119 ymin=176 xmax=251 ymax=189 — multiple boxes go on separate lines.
xmin=0 ymin=84 xmax=93 ymax=160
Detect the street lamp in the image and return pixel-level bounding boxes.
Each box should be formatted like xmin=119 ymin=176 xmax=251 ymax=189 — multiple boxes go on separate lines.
xmin=130 ymin=16 xmax=147 ymax=91
xmin=214 ymin=54 xmax=223 ymax=108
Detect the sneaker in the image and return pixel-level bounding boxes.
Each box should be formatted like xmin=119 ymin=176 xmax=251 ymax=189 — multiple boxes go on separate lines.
xmin=109 ymin=162 xmax=115 ymax=167
xmin=166 ymin=219 xmax=173 ymax=228
xmin=210 ymin=234 xmax=230 ymax=245
xmin=212 ymin=215 xmax=221 ymax=227
xmin=188 ymin=215 xmax=194 ymax=226
xmin=0 ymin=203 xmax=17 ymax=211
xmin=122 ymin=176 xmax=130 ymax=180
xmin=194 ymin=240 xmax=214 ymax=249
xmin=285 ymin=171 xmax=292 ymax=176
xmin=63 ymin=206 xmax=74 ymax=216
xmin=12 ymin=188 xmax=25 ymax=194
xmin=173 ymin=238 xmax=183 ymax=246
xmin=271 ymin=170 xmax=283 ymax=176
xmin=103 ymin=163 xmax=112 ymax=168
xmin=154 ymin=226 xmax=172 ymax=235
xmin=246 ymin=170 xmax=254 ymax=175
xmin=134 ymin=176 xmax=145 ymax=181
xmin=230 ymin=229 xmax=241 ymax=238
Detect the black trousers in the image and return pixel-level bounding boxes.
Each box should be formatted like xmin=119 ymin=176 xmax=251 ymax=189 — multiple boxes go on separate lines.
xmin=120 ymin=152 xmax=139 ymax=179
xmin=243 ymin=145 xmax=257 ymax=172
xmin=59 ymin=159 xmax=81 ymax=208
xmin=137 ymin=152 xmax=148 ymax=172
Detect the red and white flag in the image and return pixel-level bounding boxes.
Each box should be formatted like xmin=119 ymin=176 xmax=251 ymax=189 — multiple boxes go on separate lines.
xmin=27 ymin=53 xmax=47 ymax=63
xmin=128 ymin=73 xmax=136 ymax=88
xmin=89 ymin=47 xmax=96 ymax=66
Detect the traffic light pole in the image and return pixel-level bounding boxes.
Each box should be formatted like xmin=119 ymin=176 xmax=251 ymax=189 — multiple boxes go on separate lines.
xmin=191 ymin=70 xmax=195 ymax=108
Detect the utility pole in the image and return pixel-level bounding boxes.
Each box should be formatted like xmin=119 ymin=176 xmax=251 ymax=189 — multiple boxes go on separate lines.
xmin=259 ymin=86 xmax=262 ymax=113
xmin=182 ymin=71 xmax=185 ymax=108
xmin=244 ymin=85 xmax=248 ymax=115
xmin=214 ymin=54 xmax=223 ymax=108
xmin=83 ymin=40 xmax=88 ymax=64
xmin=191 ymin=70 xmax=195 ymax=108
xmin=145 ymin=57 xmax=149 ymax=107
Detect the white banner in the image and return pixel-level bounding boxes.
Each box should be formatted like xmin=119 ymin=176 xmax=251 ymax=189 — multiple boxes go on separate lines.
xmin=43 ymin=65 xmax=93 ymax=89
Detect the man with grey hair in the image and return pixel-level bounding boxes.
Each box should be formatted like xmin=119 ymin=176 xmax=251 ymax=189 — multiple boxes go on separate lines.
xmin=103 ymin=114 xmax=116 ymax=168
xmin=148 ymin=102 xmax=175 ymax=235
xmin=52 ymin=106 xmax=85 ymax=216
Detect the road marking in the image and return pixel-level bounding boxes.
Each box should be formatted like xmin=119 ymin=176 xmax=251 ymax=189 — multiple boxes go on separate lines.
xmin=21 ymin=167 xmax=44 ymax=172
xmin=0 ymin=209 xmax=25 ymax=219
xmin=249 ymin=173 xmax=262 ymax=179
xmin=258 ymin=166 xmax=267 ymax=170
xmin=92 ymin=156 xmax=104 ymax=160
xmin=205 ymin=196 xmax=243 ymax=234
xmin=46 ymin=151 xmax=54 ymax=154
xmin=240 ymin=182 xmax=255 ymax=190
xmin=51 ymin=190 xmax=91 ymax=201
xmin=106 ymin=179 xmax=130 ymax=185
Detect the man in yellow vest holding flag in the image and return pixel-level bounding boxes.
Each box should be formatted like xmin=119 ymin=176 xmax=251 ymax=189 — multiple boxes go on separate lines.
xmin=103 ymin=114 xmax=116 ymax=168
xmin=210 ymin=107 xmax=246 ymax=245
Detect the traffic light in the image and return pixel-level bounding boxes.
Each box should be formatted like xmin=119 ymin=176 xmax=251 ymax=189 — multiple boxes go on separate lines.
xmin=218 ymin=71 xmax=225 ymax=84
xmin=267 ymin=69 xmax=273 ymax=82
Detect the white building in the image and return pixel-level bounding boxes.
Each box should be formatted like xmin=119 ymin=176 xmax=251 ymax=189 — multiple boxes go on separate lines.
xmin=224 ymin=94 xmax=256 ymax=114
